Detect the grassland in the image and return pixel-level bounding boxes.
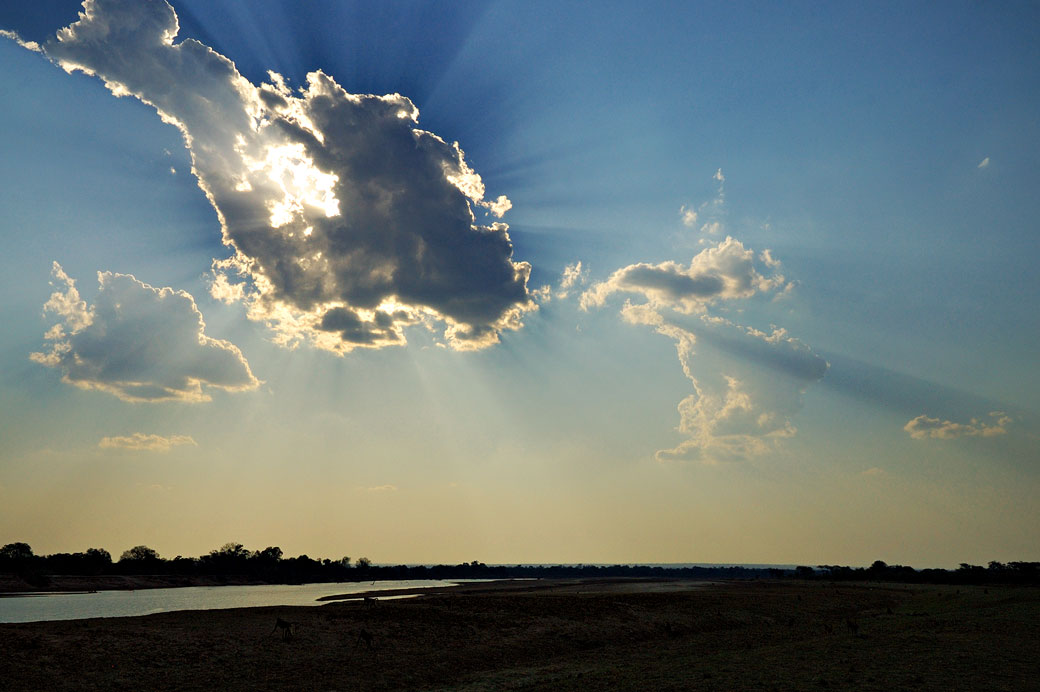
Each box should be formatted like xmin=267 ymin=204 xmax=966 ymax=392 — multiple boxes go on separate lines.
xmin=2 ymin=579 xmax=1037 ymax=691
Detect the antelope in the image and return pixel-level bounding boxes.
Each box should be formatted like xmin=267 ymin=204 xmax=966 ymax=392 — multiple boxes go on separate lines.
xmin=272 ymin=617 xmax=296 ymax=641
xmin=355 ymin=628 xmax=373 ymax=650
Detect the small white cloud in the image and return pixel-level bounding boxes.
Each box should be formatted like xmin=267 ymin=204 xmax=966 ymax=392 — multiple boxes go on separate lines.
xmin=861 ymin=467 xmax=886 ymax=477
xmin=759 ymin=250 xmax=781 ymax=268
xmin=680 ymin=205 xmax=698 ymax=227
xmin=99 ymin=433 xmax=197 ymax=452
xmin=366 ymin=484 xmax=398 ymax=492
xmin=480 ymin=194 xmax=513 ymax=218
xmin=208 ymin=271 xmax=246 ymax=304
xmin=977 ymin=157 xmax=990 ymax=169
xmin=32 ymin=262 xmax=260 ymax=403
xmin=559 ymin=262 xmax=584 ymax=290
xmin=554 ymin=261 xmax=587 ymax=300
xmin=0 ymin=29 xmax=42 ymax=52
xmin=904 ymin=411 xmax=1011 ymax=439
xmin=678 ymin=169 xmax=727 ymax=235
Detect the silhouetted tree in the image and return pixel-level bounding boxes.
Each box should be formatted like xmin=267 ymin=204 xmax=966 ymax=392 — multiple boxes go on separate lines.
xmin=120 ymin=545 xmax=160 ymax=562
xmin=1009 ymin=562 xmax=1039 ymax=582
xmin=1 ymin=542 xmax=48 ymax=586
xmin=0 ymin=542 xmax=34 ymax=564
xmin=85 ymin=547 xmax=112 ymax=572
xmin=199 ymin=542 xmax=253 ymax=576
xmin=257 ymin=546 xmax=283 ymax=562
xmin=118 ymin=545 xmax=162 ymax=574
xmin=0 ymin=542 xmax=42 ymax=584
xmin=168 ymin=555 xmax=199 ymax=576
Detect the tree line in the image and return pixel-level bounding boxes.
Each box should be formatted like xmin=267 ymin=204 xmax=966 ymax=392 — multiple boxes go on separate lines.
xmin=794 ymin=560 xmax=1039 ymax=585
xmin=2 ymin=542 xmax=1037 ymax=586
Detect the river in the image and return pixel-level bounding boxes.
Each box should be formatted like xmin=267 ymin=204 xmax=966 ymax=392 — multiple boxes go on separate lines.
xmin=0 ymin=580 xmax=460 ymax=623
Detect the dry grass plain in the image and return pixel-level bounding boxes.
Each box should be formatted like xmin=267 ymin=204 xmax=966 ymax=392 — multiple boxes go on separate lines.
xmin=2 ymin=579 xmax=1037 ymax=691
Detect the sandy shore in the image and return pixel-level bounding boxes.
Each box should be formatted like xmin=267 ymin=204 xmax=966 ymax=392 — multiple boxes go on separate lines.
xmin=2 ymin=579 xmax=1037 ymax=691
xmin=317 ymin=577 xmax=715 ymax=601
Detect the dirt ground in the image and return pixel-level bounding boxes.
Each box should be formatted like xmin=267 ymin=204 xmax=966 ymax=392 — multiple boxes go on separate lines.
xmin=2 ymin=580 xmax=1037 ymax=691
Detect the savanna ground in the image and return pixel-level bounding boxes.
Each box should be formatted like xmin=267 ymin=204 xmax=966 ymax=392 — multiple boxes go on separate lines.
xmin=1 ymin=579 xmax=1037 ymax=691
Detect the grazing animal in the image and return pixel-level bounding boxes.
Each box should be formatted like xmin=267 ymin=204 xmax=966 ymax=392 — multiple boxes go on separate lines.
xmin=355 ymin=628 xmax=373 ymax=650
xmin=364 ymin=596 xmax=378 ymax=607
xmin=272 ymin=617 xmax=296 ymax=641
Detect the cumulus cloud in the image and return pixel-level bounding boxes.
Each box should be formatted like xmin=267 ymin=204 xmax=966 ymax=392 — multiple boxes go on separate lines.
xmin=583 ymin=172 xmax=825 ymax=462
xmin=32 ymin=262 xmax=259 ymax=402
xmin=99 ymin=433 xmax=197 ymax=451
xmin=35 ymin=0 xmax=533 ymax=353
xmin=622 ymin=306 xmax=828 ymax=461
xmin=904 ymin=412 xmax=1011 ymax=439
xmin=580 ymin=236 xmax=787 ymax=313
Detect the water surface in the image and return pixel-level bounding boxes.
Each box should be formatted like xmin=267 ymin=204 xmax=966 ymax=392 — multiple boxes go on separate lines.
xmin=0 ymin=580 xmax=459 ymax=623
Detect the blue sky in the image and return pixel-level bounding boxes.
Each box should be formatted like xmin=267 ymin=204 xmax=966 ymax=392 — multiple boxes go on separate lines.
xmin=1 ymin=0 xmax=1037 ymax=567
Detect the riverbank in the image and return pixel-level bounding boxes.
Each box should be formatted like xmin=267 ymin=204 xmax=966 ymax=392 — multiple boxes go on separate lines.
xmin=0 ymin=573 xmax=719 ymax=598
xmin=2 ymin=579 xmax=1037 ymax=691
xmin=317 ymin=576 xmax=711 ymax=601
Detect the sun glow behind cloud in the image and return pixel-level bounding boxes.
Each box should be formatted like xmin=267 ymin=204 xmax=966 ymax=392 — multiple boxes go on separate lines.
xmin=40 ymin=0 xmax=534 ymax=357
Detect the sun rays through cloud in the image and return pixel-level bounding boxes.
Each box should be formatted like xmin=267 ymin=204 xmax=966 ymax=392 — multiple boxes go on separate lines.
xmin=1 ymin=0 xmax=1037 ymax=567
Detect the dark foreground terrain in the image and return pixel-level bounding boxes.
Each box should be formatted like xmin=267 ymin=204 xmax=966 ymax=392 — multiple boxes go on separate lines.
xmin=2 ymin=579 xmax=1037 ymax=691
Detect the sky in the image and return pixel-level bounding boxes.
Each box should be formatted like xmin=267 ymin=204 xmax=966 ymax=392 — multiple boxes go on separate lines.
xmin=1 ymin=0 xmax=1037 ymax=568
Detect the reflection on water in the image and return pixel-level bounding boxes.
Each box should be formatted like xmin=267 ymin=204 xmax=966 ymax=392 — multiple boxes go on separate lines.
xmin=0 ymin=580 xmax=459 ymax=623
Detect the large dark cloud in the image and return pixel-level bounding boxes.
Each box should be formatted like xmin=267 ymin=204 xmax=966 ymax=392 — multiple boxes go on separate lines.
xmin=32 ymin=263 xmax=259 ymax=402
xmin=40 ymin=0 xmax=533 ymax=353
